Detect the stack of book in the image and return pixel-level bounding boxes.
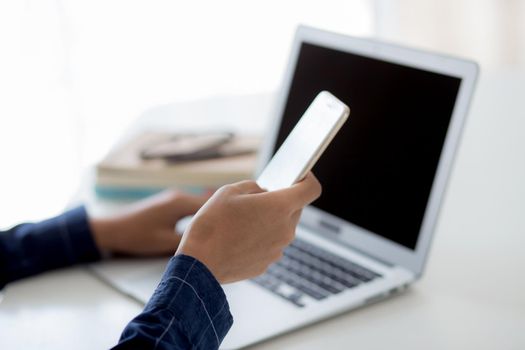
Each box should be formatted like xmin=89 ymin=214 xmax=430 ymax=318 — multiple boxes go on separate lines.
xmin=95 ymin=131 xmax=261 ymax=199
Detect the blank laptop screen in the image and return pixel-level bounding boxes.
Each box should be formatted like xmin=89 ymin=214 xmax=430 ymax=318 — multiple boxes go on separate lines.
xmin=272 ymin=42 xmax=461 ymax=249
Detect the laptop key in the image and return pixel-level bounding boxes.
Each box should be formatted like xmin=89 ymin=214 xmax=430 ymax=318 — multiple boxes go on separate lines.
xmin=282 ymin=252 xmax=362 ymax=288
xmin=252 ymin=276 xmax=306 ymax=307
xmin=267 ymin=265 xmax=329 ymax=300
xmin=276 ymin=260 xmax=345 ymax=295
xmin=251 ymin=238 xmax=381 ymax=306
xmin=288 ymin=280 xmax=326 ymax=301
xmin=288 ymin=239 xmax=382 ymax=282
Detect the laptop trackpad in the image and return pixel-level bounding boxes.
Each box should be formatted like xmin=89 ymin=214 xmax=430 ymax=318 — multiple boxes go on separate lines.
xmin=221 ymin=281 xmax=299 ymax=349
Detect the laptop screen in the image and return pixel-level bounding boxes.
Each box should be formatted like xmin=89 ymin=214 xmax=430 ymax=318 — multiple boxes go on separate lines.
xmin=272 ymin=42 xmax=462 ymax=250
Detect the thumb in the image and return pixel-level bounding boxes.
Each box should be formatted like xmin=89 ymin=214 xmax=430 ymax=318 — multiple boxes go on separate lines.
xmin=231 ymin=180 xmax=266 ymax=194
xmin=272 ymin=172 xmax=322 ymax=209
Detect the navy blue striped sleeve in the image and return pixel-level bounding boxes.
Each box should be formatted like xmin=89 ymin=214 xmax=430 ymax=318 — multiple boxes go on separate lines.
xmin=114 ymin=255 xmax=233 ymax=350
xmin=0 ymin=206 xmax=102 ymax=289
xmin=0 ymin=209 xmax=234 ymax=348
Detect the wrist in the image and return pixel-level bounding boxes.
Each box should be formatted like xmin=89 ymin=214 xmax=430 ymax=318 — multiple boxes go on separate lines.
xmin=176 ymin=242 xmax=224 ymax=283
xmin=89 ymin=217 xmax=116 ymax=254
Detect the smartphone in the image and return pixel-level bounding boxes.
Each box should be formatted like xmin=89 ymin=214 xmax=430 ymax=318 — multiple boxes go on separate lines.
xmin=257 ymin=91 xmax=350 ymax=191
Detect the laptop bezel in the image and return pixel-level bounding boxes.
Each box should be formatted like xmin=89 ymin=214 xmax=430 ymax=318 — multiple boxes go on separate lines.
xmin=255 ymin=25 xmax=478 ymax=277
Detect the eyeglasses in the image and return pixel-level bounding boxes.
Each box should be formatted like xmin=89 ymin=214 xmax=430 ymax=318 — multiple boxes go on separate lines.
xmin=140 ymin=132 xmax=255 ymax=163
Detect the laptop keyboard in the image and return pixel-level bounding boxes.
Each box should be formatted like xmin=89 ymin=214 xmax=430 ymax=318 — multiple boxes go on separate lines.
xmin=251 ymin=238 xmax=382 ymax=307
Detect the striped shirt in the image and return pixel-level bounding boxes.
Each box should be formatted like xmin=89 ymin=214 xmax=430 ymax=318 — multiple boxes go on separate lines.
xmin=0 ymin=207 xmax=233 ymax=349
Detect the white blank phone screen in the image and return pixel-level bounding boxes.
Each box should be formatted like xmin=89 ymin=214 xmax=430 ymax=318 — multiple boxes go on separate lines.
xmin=257 ymin=96 xmax=344 ymax=191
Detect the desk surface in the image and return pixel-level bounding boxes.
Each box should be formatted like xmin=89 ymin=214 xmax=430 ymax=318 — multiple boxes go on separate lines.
xmin=1 ymin=72 xmax=524 ymax=349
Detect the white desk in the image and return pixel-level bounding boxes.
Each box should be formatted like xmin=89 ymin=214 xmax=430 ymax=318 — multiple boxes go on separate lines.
xmin=1 ymin=72 xmax=524 ymax=349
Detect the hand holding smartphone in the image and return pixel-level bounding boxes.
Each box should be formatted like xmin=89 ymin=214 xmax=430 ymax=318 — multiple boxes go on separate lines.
xmin=257 ymin=91 xmax=350 ymax=191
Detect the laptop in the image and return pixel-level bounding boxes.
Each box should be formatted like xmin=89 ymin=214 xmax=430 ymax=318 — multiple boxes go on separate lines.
xmin=89 ymin=25 xmax=478 ymax=349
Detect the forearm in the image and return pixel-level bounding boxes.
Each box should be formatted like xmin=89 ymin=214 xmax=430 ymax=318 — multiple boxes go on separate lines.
xmin=0 ymin=206 xmax=101 ymax=289
xmin=114 ymin=255 xmax=233 ymax=350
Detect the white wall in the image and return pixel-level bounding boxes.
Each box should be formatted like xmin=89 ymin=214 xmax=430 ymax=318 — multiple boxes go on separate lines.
xmin=1 ymin=0 xmax=522 ymax=228
xmin=374 ymin=0 xmax=525 ymax=71
xmin=0 ymin=0 xmax=373 ymax=228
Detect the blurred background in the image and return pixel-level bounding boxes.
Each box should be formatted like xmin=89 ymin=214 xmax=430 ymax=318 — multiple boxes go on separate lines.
xmin=0 ymin=0 xmax=523 ymax=228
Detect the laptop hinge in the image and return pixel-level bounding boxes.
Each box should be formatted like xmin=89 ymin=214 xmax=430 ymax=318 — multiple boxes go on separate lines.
xmin=340 ymin=242 xmax=394 ymax=267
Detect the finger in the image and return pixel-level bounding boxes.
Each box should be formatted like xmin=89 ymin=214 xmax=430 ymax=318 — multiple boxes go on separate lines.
xmin=268 ymin=172 xmax=322 ymax=209
xmin=231 ymin=180 xmax=266 ymax=194
xmin=291 ymin=209 xmax=303 ymax=225
xmin=289 ymin=172 xmax=322 ymax=204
